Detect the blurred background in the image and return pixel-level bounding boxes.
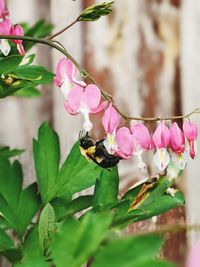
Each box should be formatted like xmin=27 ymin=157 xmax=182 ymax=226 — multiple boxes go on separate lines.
xmin=0 ymin=0 xmax=200 ymax=266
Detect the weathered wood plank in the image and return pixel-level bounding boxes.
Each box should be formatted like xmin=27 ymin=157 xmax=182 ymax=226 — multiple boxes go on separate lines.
xmin=181 ymin=0 xmax=200 ymax=246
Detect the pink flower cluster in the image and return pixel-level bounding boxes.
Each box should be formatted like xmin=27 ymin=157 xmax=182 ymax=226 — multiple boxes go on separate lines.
xmin=0 ymin=0 xmax=25 ymax=56
xmin=55 ymin=58 xmax=198 ymax=172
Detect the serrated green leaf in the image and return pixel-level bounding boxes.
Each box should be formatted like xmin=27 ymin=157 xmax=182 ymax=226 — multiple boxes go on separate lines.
xmin=33 ymin=122 xmax=60 ymax=204
xmin=0 ymin=55 xmax=23 ymax=74
xmin=51 ymin=212 xmax=112 ymax=267
xmin=91 ymin=234 xmax=163 ymax=267
xmin=52 ymin=195 xmax=93 ymax=221
xmin=16 ymin=183 xmax=40 ymax=237
xmin=39 ymin=203 xmax=56 ymax=254
xmin=93 ymin=167 xmax=119 ymax=211
xmin=0 ymin=157 xmax=40 ymax=237
xmin=113 ymin=175 xmax=185 ymax=227
xmin=14 ymin=228 xmax=48 ymax=267
xmin=56 ymin=141 xmax=102 ymax=198
xmin=14 ymin=87 xmax=41 ymax=97
xmin=12 ymin=65 xmax=54 ymax=84
xmin=0 ymin=147 xmax=24 ymax=158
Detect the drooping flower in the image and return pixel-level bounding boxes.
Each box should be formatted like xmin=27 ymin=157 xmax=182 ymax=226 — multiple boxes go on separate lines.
xmin=0 ymin=18 xmax=12 ymax=56
xmin=170 ymin=122 xmax=187 ymax=169
xmin=102 ymin=104 xmax=120 ymax=154
xmin=64 ymin=84 xmax=107 ymax=131
xmin=0 ymin=0 xmax=9 ymax=19
xmin=183 ymin=121 xmax=198 ymax=159
xmin=54 ymin=58 xmax=86 ymax=99
xmin=116 ymin=127 xmax=135 ymax=160
xmin=131 ymin=123 xmax=151 ymax=172
xmin=116 ymin=123 xmax=151 ymax=172
xmin=186 ymin=240 xmax=200 ymax=267
xmin=11 ymin=25 xmax=25 ymax=56
xmin=152 ymin=121 xmax=171 ymax=171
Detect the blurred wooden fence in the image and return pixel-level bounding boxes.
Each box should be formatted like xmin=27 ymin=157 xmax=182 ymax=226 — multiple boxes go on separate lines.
xmin=0 ymin=0 xmax=200 ymax=266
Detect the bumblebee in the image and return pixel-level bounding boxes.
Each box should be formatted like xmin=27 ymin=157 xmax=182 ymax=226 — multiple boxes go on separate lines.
xmin=79 ymin=132 xmax=121 ymax=168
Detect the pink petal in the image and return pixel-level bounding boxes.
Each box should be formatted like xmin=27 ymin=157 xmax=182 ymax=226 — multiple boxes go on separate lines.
xmin=187 ymin=240 xmax=200 ymax=267
xmin=67 ymin=85 xmax=84 ymax=112
xmin=55 ymin=58 xmax=86 ymax=88
xmin=0 ymin=18 xmax=12 ymax=35
xmin=102 ymin=104 xmax=120 ymax=133
xmin=116 ymin=127 xmax=135 ymax=159
xmin=84 ymin=84 xmax=101 ymax=111
xmin=90 ymin=100 xmax=108 ymax=114
xmin=153 ymin=121 xmax=170 ymax=149
xmin=64 ymin=100 xmax=78 ymax=115
xmin=17 ymin=43 xmax=25 ymax=56
xmin=183 ymin=122 xmax=198 ymax=141
xmin=170 ymin=122 xmax=185 ymax=154
xmin=131 ymin=123 xmax=151 ymax=150
xmin=0 ymin=0 xmax=9 ymax=18
xmin=11 ymin=24 xmax=24 ymax=44
xmin=55 ymin=58 xmax=69 ymax=87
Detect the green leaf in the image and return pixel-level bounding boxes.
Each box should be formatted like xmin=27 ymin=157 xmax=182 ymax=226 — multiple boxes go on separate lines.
xmin=52 ymin=195 xmax=93 ymax=220
xmin=113 ymin=176 xmax=185 ymax=227
xmin=39 ymin=203 xmax=56 ymax=254
xmin=78 ymin=1 xmax=114 ymax=21
xmin=14 ymin=87 xmax=41 ymax=97
xmin=33 ymin=122 xmax=60 ymax=204
xmin=0 ymin=147 xmax=24 ymax=158
xmin=56 ymin=141 xmax=102 ymax=198
xmin=14 ymin=228 xmax=48 ymax=267
xmin=51 ymin=212 xmax=112 ymax=267
xmin=133 ymin=260 xmax=175 ymax=267
xmin=16 ymin=183 xmax=40 ymax=237
xmin=0 ymin=158 xmax=23 ymax=210
xmin=0 ymin=157 xmax=40 ymax=237
xmin=92 ymin=234 xmax=163 ymax=267
xmin=0 ymin=230 xmax=14 ymax=251
xmin=24 ymin=20 xmax=53 ymax=51
xmin=0 ymin=55 xmax=23 ymax=74
xmin=93 ymin=167 xmax=119 ymax=211
xmin=19 ymin=54 xmax=35 ymax=66
xmin=12 ymin=65 xmax=54 ymax=84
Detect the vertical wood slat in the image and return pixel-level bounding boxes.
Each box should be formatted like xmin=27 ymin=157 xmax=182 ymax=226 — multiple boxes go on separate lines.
xmin=181 ymin=0 xmax=200 ymax=246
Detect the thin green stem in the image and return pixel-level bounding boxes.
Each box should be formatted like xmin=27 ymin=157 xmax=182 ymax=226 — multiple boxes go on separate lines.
xmin=47 ymin=18 xmax=79 ymax=40
xmin=0 ymin=35 xmax=199 ymax=122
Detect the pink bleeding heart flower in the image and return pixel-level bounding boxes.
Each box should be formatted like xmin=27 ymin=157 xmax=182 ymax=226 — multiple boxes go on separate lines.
xmin=54 ymin=58 xmax=86 ymax=99
xmin=116 ymin=123 xmax=150 ymax=172
xmin=0 ymin=18 xmax=12 ymax=56
xmin=116 ymin=127 xmax=135 ymax=160
xmin=131 ymin=123 xmax=151 ymax=150
xmin=131 ymin=123 xmax=151 ymax=172
xmin=170 ymin=122 xmax=187 ymax=169
xmin=102 ymin=104 xmax=120 ymax=154
xmin=183 ymin=122 xmax=198 ymax=159
xmin=0 ymin=0 xmax=9 ymax=19
xmin=187 ymin=240 xmax=200 ymax=267
xmin=64 ymin=84 xmax=107 ymax=131
xmin=11 ymin=25 xmax=25 ymax=56
xmin=153 ymin=121 xmax=171 ymax=171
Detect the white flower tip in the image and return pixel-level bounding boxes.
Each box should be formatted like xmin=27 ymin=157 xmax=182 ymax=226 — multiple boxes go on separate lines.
xmin=83 ymin=120 xmax=93 ymax=132
xmin=154 ymin=148 xmax=170 ymax=172
xmin=0 ymin=39 xmax=11 ymax=56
